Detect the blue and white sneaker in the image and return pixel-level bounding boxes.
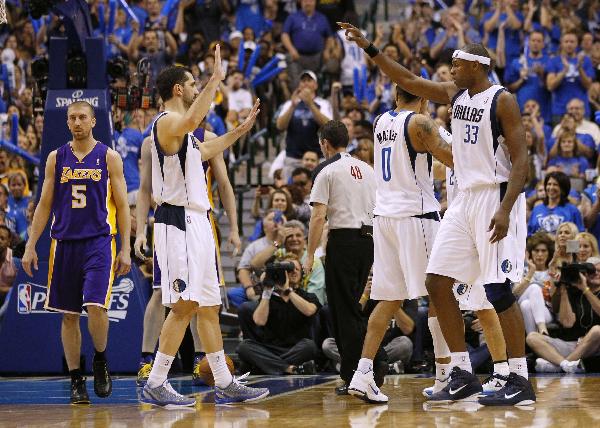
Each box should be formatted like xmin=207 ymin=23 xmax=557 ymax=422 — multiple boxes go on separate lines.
xmin=348 ymin=370 xmax=389 ymax=404
xmin=481 ymin=372 xmax=509 ymax=396
xmin=422 ymin=376 xmax=450 ymax=398
xmin=214 ymin=373 xmax=270 ymax=405
xmin=140 ymin=380 xmax=196 ymax=409
xmin=479 ymin=373 xmax=536 ymax=406
xmin=428 ymin=367 xmax=482 ymax=403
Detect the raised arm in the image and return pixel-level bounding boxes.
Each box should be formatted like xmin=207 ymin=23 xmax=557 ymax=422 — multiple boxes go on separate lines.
xmin=198 ymin=99 xmax=260 ymax=160
xmin=338 ymin=23 xmax=458 ymax=104
xmin=156 ymin=45 xmax=226 ymax=154
xmin=489 ymin=92 xmax=529 ymax=243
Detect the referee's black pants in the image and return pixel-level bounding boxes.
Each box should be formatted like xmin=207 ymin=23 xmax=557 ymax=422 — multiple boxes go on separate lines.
xmin=325 ymin=229 xmax=387 ymax=385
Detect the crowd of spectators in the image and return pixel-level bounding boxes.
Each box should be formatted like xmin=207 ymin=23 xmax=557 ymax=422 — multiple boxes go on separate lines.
xmin=0 ymin=0 xmax=600 ymax=375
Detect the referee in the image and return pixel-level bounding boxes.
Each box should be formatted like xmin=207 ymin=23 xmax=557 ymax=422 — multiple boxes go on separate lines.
xmin=303 ymin=120 xmax=387 ymax=394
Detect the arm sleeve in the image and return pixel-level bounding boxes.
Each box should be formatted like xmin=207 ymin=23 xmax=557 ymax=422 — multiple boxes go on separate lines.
xmin=309 ymin=168 xmax=330 ymax=206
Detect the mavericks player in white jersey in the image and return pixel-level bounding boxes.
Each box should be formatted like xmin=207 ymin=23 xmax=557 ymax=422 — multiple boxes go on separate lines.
xmin=340 ymin=23 xmax=534 ymax=406
xmin=347 ymin=87 xmax=453 ymax=404
xmin=139 ymin=50 xmax=269 ymax=408
xmin=336 ymin=27 xmax=367 ymax=89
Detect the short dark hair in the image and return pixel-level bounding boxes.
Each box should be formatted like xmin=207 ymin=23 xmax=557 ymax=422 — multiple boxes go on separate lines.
xmin=462 ymin=43 xmax=491 ymax=71
xmin=291 ymin=167 xmax=311 ymax=179
xmin=544 ymin=171 xmax=570 ymax=206
xmin=318 ymin=120 xmax=349 ymax=149
xmin=67 ymin=101 xmax=95 ymax=118
xmin=0 ymin=224 xmax=11 ymax=238
xmin=526 ymin=232 xmax=555 ymax=267
xmin=156 ymin=66 xmax=191 ymax=102
xmin=395 ymin=86 xmax=420 ymax=104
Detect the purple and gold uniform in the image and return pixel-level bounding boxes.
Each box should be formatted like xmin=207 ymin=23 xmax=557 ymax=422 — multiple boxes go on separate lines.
xmin=45 ymin=142 xmax=117 ymax=314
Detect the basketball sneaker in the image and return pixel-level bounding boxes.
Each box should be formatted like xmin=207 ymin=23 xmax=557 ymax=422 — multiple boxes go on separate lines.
xmin=348 ymin=370 xmax=389 ymax=404
xmin=422 ymin=376 xmax=450 ymax=398
xmin=481 ymin=372 xmax=509 ymax=396
xmin=214 ymin=373 xmax=270 ymax=405
xmin=192 ymin=355 xmax=208 ymax=386
xmin=427 ymin=367 xmax=482 ymax=402
xmin=137 ymin=356 xmax=153 ymax=387
xmin=70 ymin=377 xmax=90 ymax=405
xmin=92 ymin=359 xmax=112 ymax=398
xmin=140 ymin=380 xmax=196 ymax=409
xmin=478 ymin=373 xmax=536 ymax=406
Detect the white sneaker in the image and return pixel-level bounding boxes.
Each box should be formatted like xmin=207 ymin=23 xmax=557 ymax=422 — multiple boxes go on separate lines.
xmin=481 ymin=372 xmax=509 ymax=395
xmin=561 ymin=359 xmax=585 ymax=374
xmin=535 ymin=358 xmax=561 ymax=373
xmin=348 ymin=370 xmax=389 ymax=404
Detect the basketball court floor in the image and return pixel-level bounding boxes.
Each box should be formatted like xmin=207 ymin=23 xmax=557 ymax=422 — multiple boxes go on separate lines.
xmin=0 ymin=374 xmax=598 ymax=427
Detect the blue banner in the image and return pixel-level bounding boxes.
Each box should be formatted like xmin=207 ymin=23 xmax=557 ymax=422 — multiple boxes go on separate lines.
xmin=0 ymin=261 xmax=150 ymax=374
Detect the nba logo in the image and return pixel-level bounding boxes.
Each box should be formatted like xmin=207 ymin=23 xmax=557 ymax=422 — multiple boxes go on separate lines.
xmin=17 ymin=284 xmax=31 ymax=314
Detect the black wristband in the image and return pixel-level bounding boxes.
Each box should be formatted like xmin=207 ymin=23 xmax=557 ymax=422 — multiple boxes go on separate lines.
xmin=364 ymin=43 xmax=379 ymax=58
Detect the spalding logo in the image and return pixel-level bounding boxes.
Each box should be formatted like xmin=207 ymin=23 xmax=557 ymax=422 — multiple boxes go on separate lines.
xmin=501 ymin=260 xmax=512 ymax=274
xmin=173 ymin=279 xmax=187 ymax=293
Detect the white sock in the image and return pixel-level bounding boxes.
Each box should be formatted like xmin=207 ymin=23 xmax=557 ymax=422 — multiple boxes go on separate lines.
xmin=428 ymin=317 xmax=451 ymax=359
xmin=434 ymin=363 xmax=451 ymax=393
xmin=147 ymin=351 xmax=174 ymax=388
xmin=450 ymin=352 xmax=472 ymax=373
xmin=509 ymin=357 xmax=528 ymax=379
xmin=357 ymin=358 xmax=373 ymax=374
xmin=206 ymin=350 xmax=233 ymax=389
xmin=436 ymin=362 xmax=451 ymax=380
xmin=494 ymin=361 xmax=510 ymax=377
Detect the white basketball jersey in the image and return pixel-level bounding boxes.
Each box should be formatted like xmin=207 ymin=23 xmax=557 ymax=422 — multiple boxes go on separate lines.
xmin=436 ymin=126 xmax=458 ymax=205
xmin=373 ymin=110 xmax=440 ymax=218
xmin=150 ymin=111 xmax=211 ymax=211
xmin=337 ymin=29 xmax=367 ymax=87
xmin=450 ymin=85 xmax=511 ymax=190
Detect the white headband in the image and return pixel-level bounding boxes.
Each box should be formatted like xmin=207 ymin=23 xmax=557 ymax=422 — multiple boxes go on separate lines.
xmin=452 ymin=50 xmax=491 ymax=65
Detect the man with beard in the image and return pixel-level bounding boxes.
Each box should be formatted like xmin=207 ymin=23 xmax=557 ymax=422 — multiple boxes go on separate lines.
xmin=139 ymin=48 xmax=269 ymax=407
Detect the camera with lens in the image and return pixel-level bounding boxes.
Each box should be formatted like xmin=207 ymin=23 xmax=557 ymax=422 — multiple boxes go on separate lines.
xmin=559 ymin=262 xmax=596 ymax=286
xmin=263 ymin=256 xmax=295 ymax=288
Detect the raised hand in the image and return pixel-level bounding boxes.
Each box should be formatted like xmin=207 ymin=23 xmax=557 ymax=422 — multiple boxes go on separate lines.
xmin=338 ymin=22 xmax=370 ymax=49
xmin=212 ymin=44 xmax=226 ymax=82
xmin=237 ymin=98 xmax=260 ymax=135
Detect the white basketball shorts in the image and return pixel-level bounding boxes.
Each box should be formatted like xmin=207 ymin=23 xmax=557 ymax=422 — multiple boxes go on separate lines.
xmin=427 ymin=184 xmax=526 ymax=286
xmin=371 ymin=215 xmax=440 ymax=301
xmin=154 ymin=204 xmax=221 ymax=307
xmin=453 ymin=281 xmax=494 ymax=311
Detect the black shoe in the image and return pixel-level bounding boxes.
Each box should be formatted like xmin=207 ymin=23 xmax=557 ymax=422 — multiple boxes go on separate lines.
xmin=373 ymin=360 xmax=388 ymax=387
xmin=335 ymin=385 xmax=349 ymax=395
xmin=478 ymin=373 xmax=536 ymax=406
xmin=71 ymin=377 xmax=90 ymax=405
xmin=295 ymin=360 xmax=316 ymax=375
xmin=428 ymin=367 xmax=482 ymax=402
xmin=93 ymin=359 xmax=112 ymax=398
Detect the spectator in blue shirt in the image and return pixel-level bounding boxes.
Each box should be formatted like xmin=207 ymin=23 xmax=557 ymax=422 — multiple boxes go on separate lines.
xmin=528 ymin=171 xmax=584 ymax=235
xmin=113 ymin=109 xmax=143 ymax=204
xmin=282 ymin=0 xmax=333 ymax=88
xmin=430 ymin=6 xmax=481 ymax=60
xmin=546 ymin=31 xmax=595 ymax=122
xmin=547 ymin=131 xmax=589 ymax=178
xmin=548 ymin=112 xmax=595 ymax=160
xmin=6 ymin=173 xmax=29 ymax=240
xmin=504 ymin=31 xmax=552 ymax=124
xmin=482 ymin=0 xmax=524 ymax=65
xmin=107 ymin=9 xmax=135 ymax=60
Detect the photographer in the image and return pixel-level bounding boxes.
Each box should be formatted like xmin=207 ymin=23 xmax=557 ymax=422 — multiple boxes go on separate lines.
xmin=527 ymin=258 xmax=600 ymax=373
xmin=236 ymin=254 xmax=321 ymax=375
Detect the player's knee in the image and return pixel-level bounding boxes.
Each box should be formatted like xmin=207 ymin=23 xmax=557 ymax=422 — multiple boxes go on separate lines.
xmin=526 ymin=331 xmax=542 ymax=347
xmin=62 ymin=313 xmax=80 ymax=325
xmin=483 ymin=280 xmax=516 ymax=313
xmin=587 ymin=325 xmax=600 ymax=339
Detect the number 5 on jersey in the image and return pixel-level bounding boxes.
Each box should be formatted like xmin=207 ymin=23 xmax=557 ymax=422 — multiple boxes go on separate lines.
xmin=72 ymin=184 xmax=87 ymax=208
